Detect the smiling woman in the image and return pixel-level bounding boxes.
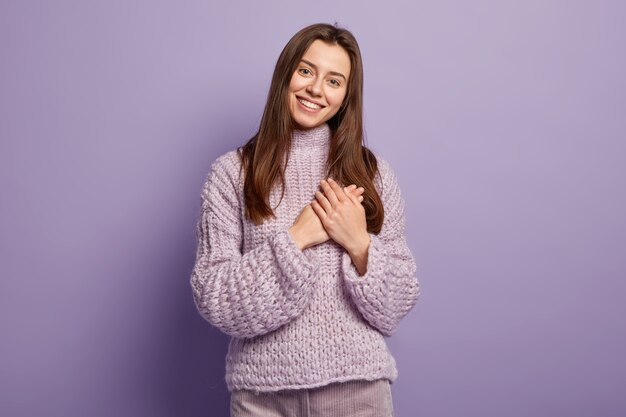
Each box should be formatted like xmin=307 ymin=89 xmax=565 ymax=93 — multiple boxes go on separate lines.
xmin=190 ymin=22 xmax=420 ymax=417
xmin=288 ymin=40 xmax=351 ymax=129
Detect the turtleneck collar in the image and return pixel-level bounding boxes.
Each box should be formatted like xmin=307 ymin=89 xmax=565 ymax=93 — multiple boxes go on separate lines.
xmin=291 ymin=123 xmax=331 ymax=150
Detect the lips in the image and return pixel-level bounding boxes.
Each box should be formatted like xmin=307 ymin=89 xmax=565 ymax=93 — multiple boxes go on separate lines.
xmin=296 ymin=96 xmax=325 ymax=110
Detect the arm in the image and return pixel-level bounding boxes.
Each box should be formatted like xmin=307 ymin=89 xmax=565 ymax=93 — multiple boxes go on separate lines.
xmin=190 ymin=152 xmax=320 ymax=339
xmin=341 ymin=158 xmax=421 ymax=336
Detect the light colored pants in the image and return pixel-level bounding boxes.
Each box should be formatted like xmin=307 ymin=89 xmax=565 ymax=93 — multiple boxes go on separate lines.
xmin=230 ymin=379 xmax=394 ymax=417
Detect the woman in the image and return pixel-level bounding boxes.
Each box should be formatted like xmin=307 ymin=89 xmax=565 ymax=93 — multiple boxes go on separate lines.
xmin=191 ymin=22 xmax=420 ymax=417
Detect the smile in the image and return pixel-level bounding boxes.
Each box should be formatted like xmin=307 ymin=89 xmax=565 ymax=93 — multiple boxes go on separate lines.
xmin=297 ymin=97 xmax=324 ymax=110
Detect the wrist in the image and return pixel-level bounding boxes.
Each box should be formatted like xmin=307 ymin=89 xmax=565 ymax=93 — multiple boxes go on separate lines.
xmin=347 ymin=233 xmax=371 ymax=258
xmin=346 ymin=233 xmax=371 ymax=277
xmin=288 ymin=226 xmax=307 ymax=250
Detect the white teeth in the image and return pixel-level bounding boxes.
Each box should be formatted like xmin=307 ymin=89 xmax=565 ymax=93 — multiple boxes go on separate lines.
xmin=298 ymin=98 xmax=322 ymax=109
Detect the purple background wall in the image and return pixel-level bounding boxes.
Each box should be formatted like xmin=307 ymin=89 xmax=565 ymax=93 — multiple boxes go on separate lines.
xmin=1 ymin=1 xmax=625 ymax=416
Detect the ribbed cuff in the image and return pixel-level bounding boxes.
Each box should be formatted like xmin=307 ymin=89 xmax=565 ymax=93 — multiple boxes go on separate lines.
xmin=271 ymin=229 xmax=320 ymax=288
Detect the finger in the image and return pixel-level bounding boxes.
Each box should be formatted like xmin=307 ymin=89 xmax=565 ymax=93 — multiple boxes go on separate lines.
xmin=347 ymin=186 xmax=365 ymax=196
xmin=320 ymin=179 xmax=340 ymax=205
xmin=345 ymin=188 xmax=365 ymax=203
xmin=314 ymin=190 xmax=333 ymax=213
xmin=343 ymin=184 xmax=357 ymax=193
xmin=310 ymin=199 xmax=328 ymax=220
xmin=326 ymin=178 xmax=347 ymax=202
xmin=345 ymin=190 xmax=362 ymax=206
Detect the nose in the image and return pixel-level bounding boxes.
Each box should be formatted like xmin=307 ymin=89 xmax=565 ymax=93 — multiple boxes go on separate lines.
xmin=306 ymin=77 xmax=323 ymax=97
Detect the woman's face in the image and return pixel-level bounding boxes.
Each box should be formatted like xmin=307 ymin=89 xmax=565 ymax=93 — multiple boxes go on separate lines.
xmin=288 ymin=39 xmax=351 ymax=130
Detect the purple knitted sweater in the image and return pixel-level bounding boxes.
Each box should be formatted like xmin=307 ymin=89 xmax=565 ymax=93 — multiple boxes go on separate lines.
xmin=190 ymin=123 xmax=420 ymax=392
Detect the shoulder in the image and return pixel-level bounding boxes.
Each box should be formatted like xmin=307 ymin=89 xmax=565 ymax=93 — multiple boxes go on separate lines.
xmin=368 ymin=149 xmax=398 ymax=199
xmin=201 ymin=149 xmax=243 ymax=207
xmin=368 ymin=151 xmax=409 ymax=229
xmin=209 ymin=149 xmax=242 ymax=178
xmin=205 ymin=149 xmax=243 ymax=188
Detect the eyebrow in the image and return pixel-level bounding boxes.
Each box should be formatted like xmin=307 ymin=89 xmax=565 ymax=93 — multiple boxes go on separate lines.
xmin=300 ymin=59 xmax=347 ymax=82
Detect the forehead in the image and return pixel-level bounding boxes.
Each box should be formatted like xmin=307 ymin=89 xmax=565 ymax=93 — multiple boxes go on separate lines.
xmin=301 ymin=39 xmax=351 ymax=79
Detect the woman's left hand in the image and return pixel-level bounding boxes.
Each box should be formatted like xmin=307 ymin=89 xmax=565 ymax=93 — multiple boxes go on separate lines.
xmin=311 ymin=178 xmax=371 ymax=257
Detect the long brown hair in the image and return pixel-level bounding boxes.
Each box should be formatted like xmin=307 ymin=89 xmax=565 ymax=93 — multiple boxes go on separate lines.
xmin=238 ymin=23 xmax=384 ymax=234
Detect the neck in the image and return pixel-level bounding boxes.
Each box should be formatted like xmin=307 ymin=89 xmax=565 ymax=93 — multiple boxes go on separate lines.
xmin=291 ymin=123 xmax=331 ymax=150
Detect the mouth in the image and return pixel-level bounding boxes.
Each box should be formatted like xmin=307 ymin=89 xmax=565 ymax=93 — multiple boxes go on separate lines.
xmin=296 ymin=96 xmax=325 ymax=111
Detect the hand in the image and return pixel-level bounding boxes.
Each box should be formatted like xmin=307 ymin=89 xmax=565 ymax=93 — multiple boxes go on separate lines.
xmin=311 ymin=178 xmax=370 ymax=256
xmin=288 ymin=203 xmax=328 ymax=250
xmin=289 ymin=184 xmax=365 ymax=251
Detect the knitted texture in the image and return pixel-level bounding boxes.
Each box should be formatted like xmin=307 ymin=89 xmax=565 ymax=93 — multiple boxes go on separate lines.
xmin=190 ymin=123 xmax=420 ymax=392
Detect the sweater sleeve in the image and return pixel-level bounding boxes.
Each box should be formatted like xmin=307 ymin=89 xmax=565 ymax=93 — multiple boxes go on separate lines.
xmin=341 ymin=157 xmax=420 ymax=337
xmin=190 ymin=151 xmax=320 ymax=339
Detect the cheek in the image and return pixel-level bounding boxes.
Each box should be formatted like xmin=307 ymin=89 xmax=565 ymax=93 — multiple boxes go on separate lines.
xmin=328 ymin=90 xmax=348 ymax=109
xmin=288 ymin=73 xmax=307 ymax=93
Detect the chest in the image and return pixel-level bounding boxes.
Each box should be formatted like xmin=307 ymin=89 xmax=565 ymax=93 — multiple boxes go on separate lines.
xmin=239 ymin=148 xmax=330 ymax=252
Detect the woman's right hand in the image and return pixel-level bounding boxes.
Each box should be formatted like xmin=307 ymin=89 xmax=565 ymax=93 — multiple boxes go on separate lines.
xmin=289 ymin=184 xmax=364 ymax=250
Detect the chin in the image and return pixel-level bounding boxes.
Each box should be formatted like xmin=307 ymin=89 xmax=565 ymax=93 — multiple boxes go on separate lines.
xmin=291 ymin=113 xmax=323 ymax=129
xmin=295 ymin=120 xmax=321 ymax=129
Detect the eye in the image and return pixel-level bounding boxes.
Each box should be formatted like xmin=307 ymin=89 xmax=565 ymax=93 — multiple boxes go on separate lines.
xmin=329 ymin=79 xmax=341 ymax=87
xmin=298 ymin=68 xmax=313 ymax=76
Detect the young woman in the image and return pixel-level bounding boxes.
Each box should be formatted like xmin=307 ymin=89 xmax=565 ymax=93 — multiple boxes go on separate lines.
xmin=191 ymin=23 xmax=420 ymax=417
